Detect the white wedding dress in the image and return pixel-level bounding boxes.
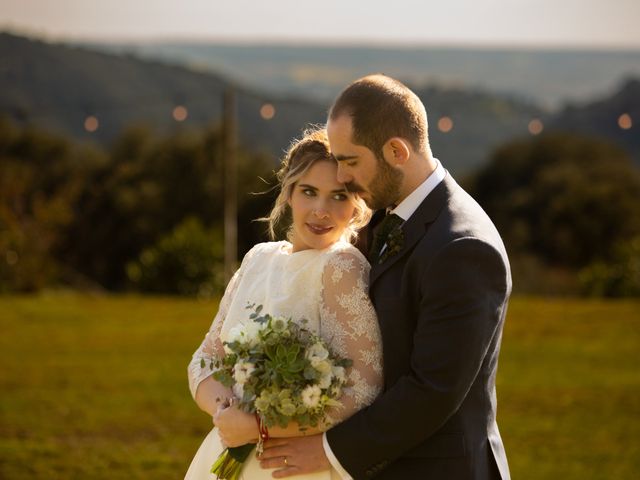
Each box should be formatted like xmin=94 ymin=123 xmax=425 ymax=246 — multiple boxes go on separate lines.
xmin=185 ymin=241 xmax=383 ymax=480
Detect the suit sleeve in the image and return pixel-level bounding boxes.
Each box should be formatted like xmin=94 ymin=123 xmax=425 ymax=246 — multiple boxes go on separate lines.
xmin=326 ymin=237 xmax=510 ymax=478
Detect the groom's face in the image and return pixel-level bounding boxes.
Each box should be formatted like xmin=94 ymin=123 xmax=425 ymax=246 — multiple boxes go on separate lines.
xmin=328 ymin=115 xmax=402 ymax=210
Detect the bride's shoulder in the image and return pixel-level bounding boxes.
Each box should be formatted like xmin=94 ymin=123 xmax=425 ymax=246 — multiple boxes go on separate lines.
xmin=242 ymin=241 xmax=288 ymax=262
xmin=324 ymin=241 xmax=370 ymax=270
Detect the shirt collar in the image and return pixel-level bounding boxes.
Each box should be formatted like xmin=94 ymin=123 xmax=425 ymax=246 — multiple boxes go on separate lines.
xmin=390 ymin=158 xmax=446 ymax=221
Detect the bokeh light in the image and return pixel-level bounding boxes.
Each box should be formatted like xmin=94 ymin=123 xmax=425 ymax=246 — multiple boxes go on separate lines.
xmin=528 ymin=119 xmax=543 ymax=135
xmin=437 ymin=116 xmax=453 ymax=133
xmin=618 ymin=113 xmax=632 ymax=130
xmin=260 ymin=103 xmax=275 ymax=120
xmin=84 ymin=115 xmax=99 ymax=132
xmin=173 ymin=105 xmax=188 ymax=122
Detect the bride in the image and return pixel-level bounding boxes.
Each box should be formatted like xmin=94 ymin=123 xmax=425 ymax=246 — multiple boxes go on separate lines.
xmin=185 ymin=127 xmax=383 ymax=479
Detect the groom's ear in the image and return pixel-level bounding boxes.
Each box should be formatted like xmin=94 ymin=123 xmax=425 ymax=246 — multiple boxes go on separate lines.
xmin=383 ymin=137 xmax=410 ymax=167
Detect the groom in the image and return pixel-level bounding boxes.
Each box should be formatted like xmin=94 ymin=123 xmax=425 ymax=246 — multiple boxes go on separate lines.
xmin=260 ymin=74 xmax=512 ymax=479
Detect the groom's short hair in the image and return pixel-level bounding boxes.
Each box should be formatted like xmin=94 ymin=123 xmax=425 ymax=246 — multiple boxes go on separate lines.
xmin=329 ymin=74 xmax=429 ymax=160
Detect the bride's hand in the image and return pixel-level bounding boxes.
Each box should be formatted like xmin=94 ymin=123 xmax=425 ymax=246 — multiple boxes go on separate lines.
xmin=213 ymin=402 xmax=259 ymax=448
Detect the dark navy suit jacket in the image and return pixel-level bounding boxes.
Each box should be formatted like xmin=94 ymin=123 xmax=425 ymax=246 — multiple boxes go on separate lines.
xmin=327 ymin=173 xmax=512 ymax=479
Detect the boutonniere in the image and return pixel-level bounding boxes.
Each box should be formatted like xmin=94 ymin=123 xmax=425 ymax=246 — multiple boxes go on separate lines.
xmin=378 ymin=227 xmax=404 ymax=264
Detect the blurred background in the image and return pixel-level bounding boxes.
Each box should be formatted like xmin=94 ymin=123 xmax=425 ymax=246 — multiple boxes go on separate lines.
xmin=1 ymin=1 xmax=639 ymax=478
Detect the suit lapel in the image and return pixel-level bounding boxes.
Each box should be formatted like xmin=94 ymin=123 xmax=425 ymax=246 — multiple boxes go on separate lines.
xmin=370 ymin=174 xmax=450 ymax=286
xmin=367 ymin=209 xmax=386 ymax=248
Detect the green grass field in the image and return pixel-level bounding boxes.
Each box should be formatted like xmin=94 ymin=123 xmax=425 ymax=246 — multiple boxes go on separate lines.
xmin=1 ymin=294 xmax=639 ymax=479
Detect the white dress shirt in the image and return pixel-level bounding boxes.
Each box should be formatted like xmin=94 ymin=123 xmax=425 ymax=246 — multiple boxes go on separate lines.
xmin=322 ymin=159 xmax=446 ymax=479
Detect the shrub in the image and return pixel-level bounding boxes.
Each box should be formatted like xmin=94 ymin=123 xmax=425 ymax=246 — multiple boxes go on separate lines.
xmin=126 ymin=217 xmax=225 ymax=297
xmin=579 ymin=236 xmax=640 ymax=297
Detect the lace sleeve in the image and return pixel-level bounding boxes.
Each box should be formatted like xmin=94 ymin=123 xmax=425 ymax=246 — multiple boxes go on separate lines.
xmin=319 ymin=250 xmax=383 ymax=430
xmin=187 ymin=247 xmax=255 ymax=399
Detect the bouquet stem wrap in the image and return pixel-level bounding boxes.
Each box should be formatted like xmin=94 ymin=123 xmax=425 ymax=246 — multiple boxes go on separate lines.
xmin=211 ymin=444 xmax=254 ymax=480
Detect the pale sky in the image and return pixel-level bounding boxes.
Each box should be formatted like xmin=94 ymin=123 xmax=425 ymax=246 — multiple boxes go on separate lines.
xmin=1 ymin=0 xmax=639 ymax=48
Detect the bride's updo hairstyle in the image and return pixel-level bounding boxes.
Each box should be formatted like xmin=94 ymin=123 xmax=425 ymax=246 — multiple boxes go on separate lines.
xmin=265 ymin=126 xmax=370 ymax=243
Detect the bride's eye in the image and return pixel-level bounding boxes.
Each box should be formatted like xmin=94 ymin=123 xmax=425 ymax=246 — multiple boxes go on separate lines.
xmin=302 ymin=188 xmax=316 ymax=197
xmin=332 ymin=193 xmax=348 ymax=201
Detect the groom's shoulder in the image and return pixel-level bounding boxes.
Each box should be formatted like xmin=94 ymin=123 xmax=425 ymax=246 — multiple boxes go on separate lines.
xmin=437 ymin=178 xmax=500 ymax=239
xmin=414 ymin=178 xmax=507 ymax=264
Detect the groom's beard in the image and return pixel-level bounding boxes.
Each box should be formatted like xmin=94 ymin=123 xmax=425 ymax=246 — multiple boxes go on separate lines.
xmin=347 ymin=157 xmax=403 ymax=211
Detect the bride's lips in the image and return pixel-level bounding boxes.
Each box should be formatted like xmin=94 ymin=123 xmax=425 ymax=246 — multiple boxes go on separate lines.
xmin=306 ymin=223 xmax=334 ymax=235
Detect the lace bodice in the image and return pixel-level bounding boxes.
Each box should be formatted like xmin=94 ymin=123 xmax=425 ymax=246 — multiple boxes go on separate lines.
xmin=188 ymin=240 xmax=383 ymax=429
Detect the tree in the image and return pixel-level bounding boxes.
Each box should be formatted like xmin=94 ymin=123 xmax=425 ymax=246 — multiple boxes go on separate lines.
xmin=1 ymin=118 xmax=275 ymax=293
xmin=469 ymin=133 xmax=640 ymax=270
xmin=58 ymin=124 xmax=274 ymax=290
xmin=0 ymin=118 xmax=104 ymax=291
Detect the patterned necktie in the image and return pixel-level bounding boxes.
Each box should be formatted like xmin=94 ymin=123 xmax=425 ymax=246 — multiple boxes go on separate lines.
xmin=369 ymin=213 xmax=404 ymax=264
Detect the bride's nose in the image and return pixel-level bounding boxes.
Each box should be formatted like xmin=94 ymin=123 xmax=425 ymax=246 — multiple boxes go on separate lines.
xmin=312 ymin=206 xmax=330 ymax=219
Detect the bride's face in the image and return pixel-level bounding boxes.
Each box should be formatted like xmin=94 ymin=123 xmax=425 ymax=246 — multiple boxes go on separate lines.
xmin=288 ymin=160 xmax=356 ymax=253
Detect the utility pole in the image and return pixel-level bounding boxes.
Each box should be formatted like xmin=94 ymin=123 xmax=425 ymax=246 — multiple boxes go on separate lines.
xmin=223 ymin=87 xmax=238 ymax=283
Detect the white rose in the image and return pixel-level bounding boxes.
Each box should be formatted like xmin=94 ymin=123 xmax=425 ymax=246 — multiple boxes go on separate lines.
xmin=314 ymin=359 xmax=332 ymax=375
xmin=227 ymin=325 xmax=244 ymax=344
xmin=301 ymin=385 xmax=322 ymax=409
xmin=306 ymin=343 xmax=329 ymax=366
xmin=243 ymin=321 xmax=263 ymax=345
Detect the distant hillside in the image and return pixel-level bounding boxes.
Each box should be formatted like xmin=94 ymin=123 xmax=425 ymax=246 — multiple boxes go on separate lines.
xmin=1 ymin=32 xmax=637 ymax=174
xmin=549 ymin=78 xmax=640 ymax=165
xmin=95 ymin=41 xmax=640 ymax=109
xmin=0 ymin=32 xmax=327 ymax=158
xmin=411 ymin=85 xmax=546 ymax=174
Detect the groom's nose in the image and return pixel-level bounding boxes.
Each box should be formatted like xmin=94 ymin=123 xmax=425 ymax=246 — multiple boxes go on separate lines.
xmin=336 ymin=163 xmax=352 ymax=184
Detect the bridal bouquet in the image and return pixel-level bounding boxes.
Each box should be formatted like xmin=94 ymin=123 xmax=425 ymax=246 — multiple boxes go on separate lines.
xmin=203 ymin=304 xmax=352 ymax=479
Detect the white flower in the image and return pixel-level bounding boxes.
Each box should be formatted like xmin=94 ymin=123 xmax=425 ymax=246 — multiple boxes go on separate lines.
xmin=246 ymin=320 xmax=266 ymax=341
xmin=232 ymin=383 xmax=244 ymax=400
xmin=301 ymin=385 xmax=322 ymax=409
xmin=227 ymin=325 xmax=244 ymax=344
xmin=271 ymin=317 xmax=288 ymax=333
xmin=306 ymin=342 xmax=329 ymax=366
xmin=332 ymin=366 xmax=346 ymax=384
xmin=318 ymin=371 xmax=332 ymax=389
xmin=233 ymin=361 xmax=256 ymax=385
xmin=227 ymin=321 xmax=264 ymax=348
xmin=314 ymin=359 xmax=332 ymax=374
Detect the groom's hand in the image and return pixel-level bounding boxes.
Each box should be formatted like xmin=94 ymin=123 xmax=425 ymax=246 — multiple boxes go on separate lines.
xmin=259 ymin=434 xmax=330 ymax=478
